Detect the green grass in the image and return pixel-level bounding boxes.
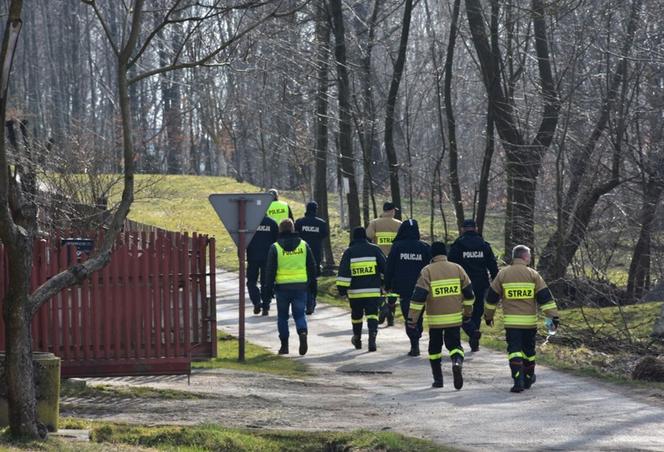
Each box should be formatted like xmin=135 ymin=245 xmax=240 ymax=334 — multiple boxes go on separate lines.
xmin=2 ymin=417 xmax=452 ymax=451
xmin=113 ymin=175 xmax=310 ymax=271
xmin=112 ymin=174 xmax=491 ymax=271
xmin=61 ymin=383 xmax=207 ymax=400
xmin=192 ymin=333 xmax=309 ymax=377
xmin=87 ymin=422 xmax=447 ymax=452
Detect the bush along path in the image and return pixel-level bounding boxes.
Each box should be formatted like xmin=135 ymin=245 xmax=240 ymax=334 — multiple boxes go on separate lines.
xmin=215 ymin=271 xmax=664 ymax=451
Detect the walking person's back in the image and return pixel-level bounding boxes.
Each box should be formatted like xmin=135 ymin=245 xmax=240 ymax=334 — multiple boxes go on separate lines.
xmin=366 ymin=202 xmax=402 ymax=326
xmin=295 ymin=201 xmax=329 ymax=314
xmin=264 ymin=219 xmax=317 ymax=355
xmin=385 ymin=219 xmax=431 ymax=356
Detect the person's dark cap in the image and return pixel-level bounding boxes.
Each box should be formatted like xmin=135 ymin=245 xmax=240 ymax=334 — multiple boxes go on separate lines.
xmin=383 ymin=202 xmax=399 ymax=211
xmin=462 ymin=219 xmax=477 ymax=229
xmin=306 ymin=201 xmax=318 ymax=212
xmin=431 ymin=241 xmax=447 ymax=257
xmin=352 ymin=227 xmax=367 ymax=240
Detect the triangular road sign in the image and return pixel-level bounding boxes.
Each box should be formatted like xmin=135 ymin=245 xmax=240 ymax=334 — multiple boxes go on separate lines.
xmin=209 ymin=193 xmax=273 ymax=248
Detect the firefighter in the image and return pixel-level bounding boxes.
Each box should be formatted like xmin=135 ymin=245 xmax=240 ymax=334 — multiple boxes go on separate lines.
xmin=366 ymin=202 xmax=402 ymax=326
xmin=264 ymin=219 xmax=318 ymax=356
xmin=246 ymin=215 xmax=279 ymax=315
xmin=266 ymin=188 xmax=294 ymax=223
xmin=408 ymin=242 xmax=474 ymax=389
xmin=385 ymin=219 xmax=431 ymax=356
xmin=449 ymin=219 xmax=499 ymax=352
xmin=336 ymin=227 xmax=386 ymax=352
xmin=484 ymin=245 xmax=560 ymax=393
xmin=295 ymin=201 xmax=329 ymax=315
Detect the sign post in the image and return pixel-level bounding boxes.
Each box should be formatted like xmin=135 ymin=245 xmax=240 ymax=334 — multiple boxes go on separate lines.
xmin=209 ymin=193 xmax=273 ymax=361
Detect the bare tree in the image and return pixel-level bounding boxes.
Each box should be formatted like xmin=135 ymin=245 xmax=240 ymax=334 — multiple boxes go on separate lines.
xmin=329 ymin=0 xmax=361 ymax=229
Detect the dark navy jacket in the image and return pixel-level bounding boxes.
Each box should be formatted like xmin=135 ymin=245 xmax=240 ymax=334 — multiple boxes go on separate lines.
xmin=448 ymin=231 xmax=499 ymax=287
xmin=385 ymin=219 xmax=431 ymax=298
xmin=294 ymin=213 xmax=328 ymax=267
xmin=336 ymin=238 xmax=386 ymax=298
xmin=246 ymin=216 xmax=278 ymax=263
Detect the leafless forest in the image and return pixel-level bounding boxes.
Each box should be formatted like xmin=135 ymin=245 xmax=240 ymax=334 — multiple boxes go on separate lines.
xmin=0 ymin=0 xmax=663 ymax=439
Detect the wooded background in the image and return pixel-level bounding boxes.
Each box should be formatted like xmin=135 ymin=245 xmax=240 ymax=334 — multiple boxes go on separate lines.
xmin=4 ymin=0 xmax=663 ymax=298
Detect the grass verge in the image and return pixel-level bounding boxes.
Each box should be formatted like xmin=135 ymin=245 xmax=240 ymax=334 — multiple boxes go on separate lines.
xmin=87 ymin=422 xmax=447 ymax=452
xmin=192 ymin=332 xmax=309 ymax=377
xmin=61 ymin=383 xmax=207 ymax=400
xmin=1 ymin=421 xmax=450 ymax=451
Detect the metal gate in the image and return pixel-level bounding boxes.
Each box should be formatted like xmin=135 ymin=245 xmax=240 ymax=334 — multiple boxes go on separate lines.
xmin=0 ymin=230 xmax=217 ymax=377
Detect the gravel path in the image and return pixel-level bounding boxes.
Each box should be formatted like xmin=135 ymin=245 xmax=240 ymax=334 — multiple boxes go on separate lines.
xmin=66 ymin=270 xmax=664 ymax=451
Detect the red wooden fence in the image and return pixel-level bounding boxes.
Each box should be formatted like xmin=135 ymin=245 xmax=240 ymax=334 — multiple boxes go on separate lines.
xmin=0 ymin=230 xmax=217 ymax=377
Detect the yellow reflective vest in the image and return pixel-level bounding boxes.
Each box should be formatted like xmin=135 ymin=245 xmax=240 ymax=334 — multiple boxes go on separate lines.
xmin=267 ymin=200 xmax=290 ymax=223
xmin=275 ymin=241 xmax=308 ymax=284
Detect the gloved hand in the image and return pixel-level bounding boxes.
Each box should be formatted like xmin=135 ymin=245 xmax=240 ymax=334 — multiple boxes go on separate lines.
xmin=552 ymin=316 xmax=560 ymax=330
xmin=484 ymin=316 xmax=494 ymax=327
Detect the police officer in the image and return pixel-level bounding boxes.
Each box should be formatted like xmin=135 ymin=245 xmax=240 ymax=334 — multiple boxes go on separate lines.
xmin=336 ymin=227 xmax=386 ymax=352
xmin=264 ymin=219 xmax=318 ymax=356
xmin=295 ymin=201 xmax=329 ymax=315
xmin=246 ymin=215 xmax=278 ymax=315
xmin=408 ymin=242 xmax=475 ymax=389
xmin=366 ymin=202 xmax=402 ymax=326
xmin=266 ymin=188 xmax=294 ymax=223
xmin=484 ymin=245 xmax=560 ymax=393
xmin=449 ymin=219 xmax=499 ymax=352
xmin=385 ymin=219 xmax=431 ymax=356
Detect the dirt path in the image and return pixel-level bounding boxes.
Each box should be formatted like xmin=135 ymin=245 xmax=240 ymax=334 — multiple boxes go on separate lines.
xmin=68 ymin=271 xmax=664 ymax=451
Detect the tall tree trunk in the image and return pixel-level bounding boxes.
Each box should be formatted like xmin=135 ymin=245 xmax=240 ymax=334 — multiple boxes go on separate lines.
xmin=329 ymin=0 xmax=361 ymax=229
xmin=475 ymin=0 xmax=499 ymax=235
xmin=0 ymin=1 xmax=41 ymax=439
xmin=626 ymin=178 xmax=662 ymax=300
xmin=444 ymin=0 xmax=463 ymax=231
xmin=313 ymin=4 xmax=334 ymax=266
xmin=355 ymin=0 xmax=380 ymax=226
xmin=383 ymin=0 xmax=414 ymax=217
xmin=538 ymin=0 xmax=642 ymax=279
xmin=4 ymin=234 xmax=39 ymax=438
xmin=466 ymin=0 xmax=560 ymax=256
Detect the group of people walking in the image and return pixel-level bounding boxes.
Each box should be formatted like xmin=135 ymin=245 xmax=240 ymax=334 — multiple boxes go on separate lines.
xmin=247 ymin=191 xmax=560 ymax=393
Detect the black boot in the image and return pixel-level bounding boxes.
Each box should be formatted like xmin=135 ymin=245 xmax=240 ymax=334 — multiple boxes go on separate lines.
xmin=298 ymin=330 xmax=308 ymax=356
xmin=368 ymin=331 xmax=377 ymax=352
xmin=253 ymin=305 xmax=261 ymax=315
xmin=510 ymin=359 xmax=524 ymax=393
xmin=278 ymin=337 xmax=288 ymax=355
xmin=452 ymin=356 xmax=464 ymax=390
xmin=469 ymin=330 xmax=481 ymax=352
xmin=408 ymin=337 xmax=420 ymax=356
xmin=524 ymin=361 xmax=536 ymax=389
xmin=351 ymin=335 xmax=362 ymax=350
xmin=261 ymin=307 xmax=269 ymax=316
xmin=430 ymin=358 xmax=443 ymax=388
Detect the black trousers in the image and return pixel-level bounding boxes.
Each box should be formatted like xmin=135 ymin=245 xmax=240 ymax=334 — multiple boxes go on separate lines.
xmin=461 ymin=282 xmax=489 ymax=337
xmin=399 ymin=295 xmax=423 ymax=341
xmin=506 ymin=328 xmax=537 ymax=379
xmin=350 ymin=298 xmax=380 ymax=334
xmin=247 ymin=260 xmax=270 ymax=309
xmin=428 ymin=327 xmax=464 ymax=361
